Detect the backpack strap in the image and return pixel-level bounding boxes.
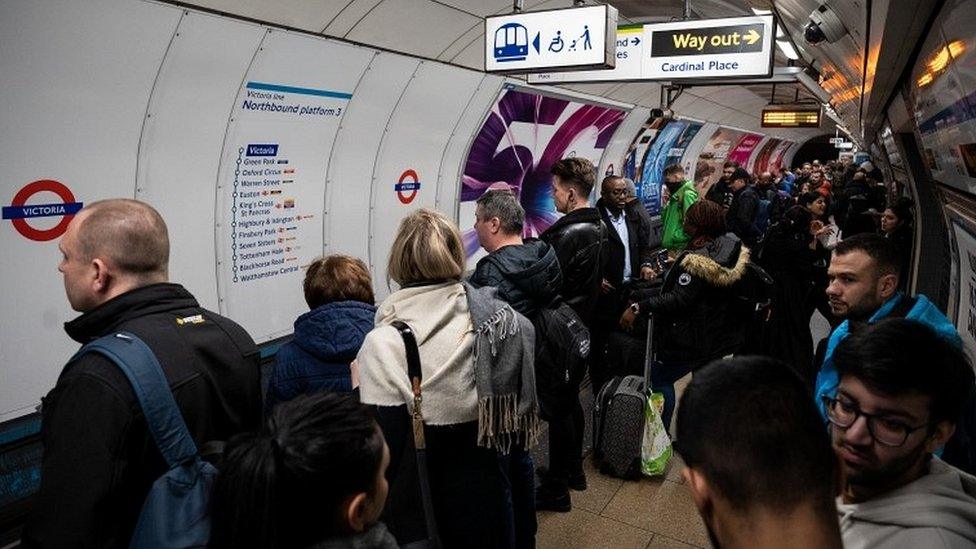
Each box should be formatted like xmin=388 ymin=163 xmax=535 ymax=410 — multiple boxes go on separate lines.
xmin=390 ymin=321 xmax=441 ymax=549
xmin=73 ymin=332 xmax=198 ymax=467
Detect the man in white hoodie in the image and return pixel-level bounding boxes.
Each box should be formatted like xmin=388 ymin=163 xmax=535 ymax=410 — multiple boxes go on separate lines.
xmin=828 ymin=318 xmax=976 ymax=548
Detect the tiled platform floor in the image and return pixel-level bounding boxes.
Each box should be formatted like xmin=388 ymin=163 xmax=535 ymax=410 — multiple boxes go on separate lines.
xmin=535 ymin=374 xmax=711 ymax=549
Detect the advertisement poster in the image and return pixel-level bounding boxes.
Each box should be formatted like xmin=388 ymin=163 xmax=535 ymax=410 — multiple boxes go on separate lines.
xmin=908 ymin=0 xmax=976 ymax=194
xmin=726 ymin=133 xmax=763 ymax=167
xmin=768 ymin=139 xmax=794 ymax=173
xmin=950 ymin=217 xmax=976 ymax=354
xmin=694 ymin=126 xmax=745 ymax=194
xmin=623 ymin=116 xmax=667 ymax=182
xmin=638 ymin=120 xmax=686 ymax=216
xmin=459 ymin=88 xmax=624 ymax=257
xmin=751 ymin=137 xmax=781 ymax=174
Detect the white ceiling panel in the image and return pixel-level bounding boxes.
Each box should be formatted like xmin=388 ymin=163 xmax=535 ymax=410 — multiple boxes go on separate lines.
xmin=185 ymin=0 xmax=350 ymax=32
xmin=324 ymin=0 xmax=384 ymax=36
xmin=344 ymin=0 xmax=481 ymax=58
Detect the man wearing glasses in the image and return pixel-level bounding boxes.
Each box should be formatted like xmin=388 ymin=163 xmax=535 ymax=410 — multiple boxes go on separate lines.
xmin=828 ymin=319 xmax=976 ymax=548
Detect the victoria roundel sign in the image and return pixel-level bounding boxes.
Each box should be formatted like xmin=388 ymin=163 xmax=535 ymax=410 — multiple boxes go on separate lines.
xmin=2 ymin=180 xmax=84 ymax=241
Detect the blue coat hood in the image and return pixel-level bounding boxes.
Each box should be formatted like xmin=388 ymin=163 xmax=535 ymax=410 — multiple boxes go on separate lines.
xmin=815 ymin=293 xmax=961 ymax=419
xmin=266 ymin=301 xmax=376 ymax=410
xmin=292 ymin=301 xmax=377 ymax=362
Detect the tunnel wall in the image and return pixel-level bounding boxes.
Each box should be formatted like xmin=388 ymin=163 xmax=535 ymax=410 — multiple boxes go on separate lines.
xmin=0 ymin=0 xmax=802 ymax=423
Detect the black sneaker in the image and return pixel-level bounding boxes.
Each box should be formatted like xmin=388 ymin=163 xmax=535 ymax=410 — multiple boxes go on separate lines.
xmin=535 ymin=486 xmax=572 ymax=512
xmin=536 ymin=466 xmax=588 ymax=491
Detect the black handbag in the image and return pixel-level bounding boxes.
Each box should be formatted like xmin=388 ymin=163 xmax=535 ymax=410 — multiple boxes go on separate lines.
xmin=391 ymin=321 xmax=442 ymax=549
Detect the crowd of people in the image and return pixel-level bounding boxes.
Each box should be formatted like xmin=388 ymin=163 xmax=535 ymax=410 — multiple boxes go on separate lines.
xmin=18 ymin=153 xmax=976 ymax=549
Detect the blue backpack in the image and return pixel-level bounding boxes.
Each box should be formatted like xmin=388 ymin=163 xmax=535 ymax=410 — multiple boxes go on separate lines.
xmin=73 ymin=332 xmax=216 ymax=548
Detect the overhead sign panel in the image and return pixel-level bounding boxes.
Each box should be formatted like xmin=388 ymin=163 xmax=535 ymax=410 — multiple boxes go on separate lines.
xmin=761 ymin=107 xmax=822 ymax=128
xmin=528 ymin=24 xmax=642 ymax=83
xmin=484 ymin=5 xmax=617 ymax=73
xmin=642 ymin=15 xmax=775 ymax=80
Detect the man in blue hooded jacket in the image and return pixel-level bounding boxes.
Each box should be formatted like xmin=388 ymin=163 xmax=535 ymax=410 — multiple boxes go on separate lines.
xmin=816 ymin=234 xmax=974 ymax=472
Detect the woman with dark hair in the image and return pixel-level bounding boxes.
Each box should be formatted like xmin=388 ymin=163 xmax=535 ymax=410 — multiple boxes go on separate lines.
xmin=619 ymin=200 xmax=752 ymax=429
xmin=798 ymin=191 xmax=839 ymax=327
xmin=266 ymin=255 xmax=377 ymax=411
xmin=881 ymin=197 xmax=915 ymax=283
xmin=756 ymin=199 xmax=825 ymax=387
xmin=210 ymin=392 xmax=394 ymax=549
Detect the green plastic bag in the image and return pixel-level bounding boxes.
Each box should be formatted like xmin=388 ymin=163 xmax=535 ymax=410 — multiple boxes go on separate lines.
xmin=641 ymin=392 xmax=673 ymax=476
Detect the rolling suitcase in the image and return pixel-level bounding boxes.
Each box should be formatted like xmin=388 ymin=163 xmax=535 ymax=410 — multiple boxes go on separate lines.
xmin=592 ymin=313 xmax=654 ymax=479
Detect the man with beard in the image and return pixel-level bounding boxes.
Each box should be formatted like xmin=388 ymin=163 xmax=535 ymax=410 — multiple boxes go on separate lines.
xmin=705 ymin=161 xmax=737 ymax=209
xmin=676 ymin=356 xmax=842 ymax=549
xmin=814 ymin=234 xmax=960 ymax=418
xmin=829 ymin=319 xmax=976 ymax=548
xmin=815 ymin=234 xmax=976 ymax=474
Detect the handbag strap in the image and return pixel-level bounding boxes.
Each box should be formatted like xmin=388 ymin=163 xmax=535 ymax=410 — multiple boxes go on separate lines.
xmin=391 ymin=321 xmax=441 ymax=549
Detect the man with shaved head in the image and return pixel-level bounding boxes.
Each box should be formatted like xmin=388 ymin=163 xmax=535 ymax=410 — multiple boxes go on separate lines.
xmin=24 ymin=199 xmax=262 ymax=548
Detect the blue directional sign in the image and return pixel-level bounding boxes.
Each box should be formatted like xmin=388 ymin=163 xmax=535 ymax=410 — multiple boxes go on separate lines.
xmin=485 ymin=5 xmax=617 ymax=73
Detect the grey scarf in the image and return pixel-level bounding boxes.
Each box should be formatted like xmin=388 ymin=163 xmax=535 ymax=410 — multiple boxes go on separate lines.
xmin=462 ymin=282 xmax=541 ymax=453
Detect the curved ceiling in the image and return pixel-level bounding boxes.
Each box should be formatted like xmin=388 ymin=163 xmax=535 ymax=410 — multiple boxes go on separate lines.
xmin=179 ymin=0 xmax=934 ymax=144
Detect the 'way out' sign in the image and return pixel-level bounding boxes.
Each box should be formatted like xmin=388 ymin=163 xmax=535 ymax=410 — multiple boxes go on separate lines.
xmin=642 ymin=15 xmax=775 ymax=80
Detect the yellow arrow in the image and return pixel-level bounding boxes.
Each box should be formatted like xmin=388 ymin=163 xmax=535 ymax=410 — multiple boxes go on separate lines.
xmin=745 ymin=29 xmax=761 ymax=45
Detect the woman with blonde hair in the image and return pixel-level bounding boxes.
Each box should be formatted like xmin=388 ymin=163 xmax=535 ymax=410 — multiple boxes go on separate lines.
xmin=357 ymin=208 xmax=540 ymax=548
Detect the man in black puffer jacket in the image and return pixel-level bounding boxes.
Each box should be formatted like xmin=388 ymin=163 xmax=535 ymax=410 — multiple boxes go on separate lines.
xmin=620 ymin=200 xmax=753 ymax=433
xmin=469 ymin=188 xmax=562 ymax=546
xmin=24 ymin=199 xmax=261 ymax=549
xmin=538 ymin=157 xmax=606 ymax=512
xmin=469 ymin=190 xmax=562 ymax=318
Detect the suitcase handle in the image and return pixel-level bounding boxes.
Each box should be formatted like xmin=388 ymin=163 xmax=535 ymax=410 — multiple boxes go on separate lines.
xmin=643 ymin=312 xmax=654 ymax=391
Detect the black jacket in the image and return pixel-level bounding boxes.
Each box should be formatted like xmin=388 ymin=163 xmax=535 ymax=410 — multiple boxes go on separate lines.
xmin=24 ymin=284 xmax=262 ymax=549
xmin=597 ymin=198 xmax=653 ymax=286
xmin=705 ymin=178 xmax=733 ymax=208
xmin=540 ymin=207 xmax=606 ymax=323
xmin=727 ymin=185 xmax=761 ymax=248
xmin=468 ymin=238 xmax=562 ymax=319
xmin=636 ymin=234 xmax=751 ymax=364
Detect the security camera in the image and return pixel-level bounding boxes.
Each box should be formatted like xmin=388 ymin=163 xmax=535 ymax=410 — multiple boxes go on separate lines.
xmin=803 ymin=4 xmax=847 ymax=45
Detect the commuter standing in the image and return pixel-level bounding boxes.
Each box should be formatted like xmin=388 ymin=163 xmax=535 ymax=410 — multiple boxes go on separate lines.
xmin=266 ymin=255 xmax=376 ymax=410
xmin=677 ymin=356 xmax=842 ymax=549
xmin=828 ymin=320 xmax=976 ymax=548
xmin=469 ymin=189 xmax=561 ymax=548
xmin=725 ymin=167 xmax=762 ymax=248
xmin=24 ymin=199 xmax=262 ymax=548
xmin=538 ymin=157 xmax=605 ymax=512
xmin=623 ymin=177 xmax=654 ymax=250
xmin=210 ymin=393 xmax=396 ymax=549
xmin=660 ymin=164 xmax=699 ymax=253
xmin=620 ymin=200 xmax=752 ymax=431
xmin=593 ymin=175 xmax=654 ymax=392
xmin=356 ymin=209 xmax=539 ymax=548
xmin=705 ymin=161 xmax=737 ymax=209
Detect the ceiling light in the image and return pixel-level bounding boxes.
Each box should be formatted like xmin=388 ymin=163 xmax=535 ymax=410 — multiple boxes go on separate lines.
xmin=751 ymin=8 xmax=772 ymax=15
xmin=777 ymin=40 xmax=799 ymax=60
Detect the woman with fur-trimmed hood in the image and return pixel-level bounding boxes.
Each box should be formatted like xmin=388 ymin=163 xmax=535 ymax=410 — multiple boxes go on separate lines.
xmin=620 ymin=200 xmax=753 ymax=428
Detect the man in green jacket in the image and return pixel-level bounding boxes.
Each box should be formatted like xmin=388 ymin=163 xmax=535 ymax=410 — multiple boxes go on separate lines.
xmin=661 ymin=163 xmax=699 ymax=252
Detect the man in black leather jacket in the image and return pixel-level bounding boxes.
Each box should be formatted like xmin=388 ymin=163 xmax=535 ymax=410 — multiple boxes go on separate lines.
xmin=538 ymin=157 xmax=606 ymax=512
xmin=24 ymin=199 xmax=261 ymax=548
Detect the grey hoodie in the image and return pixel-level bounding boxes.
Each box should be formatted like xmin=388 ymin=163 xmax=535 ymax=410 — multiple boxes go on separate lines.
xmin=837 ymin=457 xmax=976 ymax=548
